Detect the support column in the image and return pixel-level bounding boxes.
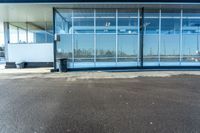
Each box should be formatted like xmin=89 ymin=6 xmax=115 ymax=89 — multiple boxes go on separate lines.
xmin=139 ymin=8 xmax=144 ymax=68
xmin=3 ymin=22 xmax=9 ymax=62
xmin=53 ymin=8 xmax=57 ymax=70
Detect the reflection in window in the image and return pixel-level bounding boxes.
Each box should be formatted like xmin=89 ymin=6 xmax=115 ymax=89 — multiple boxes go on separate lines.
xmin=143 ymin=9 xmax=159 ymax=66
xmin=96 ymin=9 xmax=116 ymax=17
xmin=118 ymin=35 xmax=138 ymax=62
xmin=160 ymin=10 xmax=181 ymax=65
xmin=74 ymin=18 xmax=94 ymax=33
xmin=96 ymin=34 xmax=116 ymax=62
xmin=96 ymin=18 xmax=116 ymax=33
xmin=74 ymin=34 xmax=94 ymax=62
xmin=74 ymin=9 xmax=94 ymax=17
xmin=55 ymin=10 xmax=72 ymax=34
xmin=9 ymin=25 xmax=18 ymax=43
xmin=96 ymin=9 xmax=116 ymax=33
xmin=19 ymin=28 xmax=27 ymax=43
xmin=118 ymin=18 xmax=138 ymax=34
xmin=28 ymin=31 xmax=34 ymax=43
xmin=117 ymin=9 xmax=138 ymax=64
xmin=182 ymin=17 xmax=200 ymax=64
xmin=57 ymin=34 xmax=72 ymax=60
xmin=9 ymin=22 xmax=53 ymax=44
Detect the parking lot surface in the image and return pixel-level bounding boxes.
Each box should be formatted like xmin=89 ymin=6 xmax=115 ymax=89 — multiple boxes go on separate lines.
xmin=0 ymin=72 xmax=200 ymax=133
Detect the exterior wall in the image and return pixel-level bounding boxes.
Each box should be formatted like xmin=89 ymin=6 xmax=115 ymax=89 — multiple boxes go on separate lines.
xmin=7 ymin=43 xmax=53 ymax=63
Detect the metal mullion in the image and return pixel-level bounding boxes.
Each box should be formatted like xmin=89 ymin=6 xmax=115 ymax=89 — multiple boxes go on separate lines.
xmin=180 ymin=9 xmax=183 ymax=66
xmin=72 ymin=10 xmax=74 ymax=68
xmin=137 ymin=8 xmax=140 ymax=66
xmin=159 ymin=9 xmax=161 ymax=66
xmin=45 ymin=22 xmax=48 ymax=43
xmin=26 ymin=22 xmax=28 ymax=43
xmin=17 ymin=27 xmax=19 ymax=43
xmin=116 ymin=9 xmax=118 ymax=65
xmin=94 ymin=9 xmax=96 ymax=67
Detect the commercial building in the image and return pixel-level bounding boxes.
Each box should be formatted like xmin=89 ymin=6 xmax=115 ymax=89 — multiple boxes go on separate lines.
xmin=1 ymin=0 xmax=200 ymax=70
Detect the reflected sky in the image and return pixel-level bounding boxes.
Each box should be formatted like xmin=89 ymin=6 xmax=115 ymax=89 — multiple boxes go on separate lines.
xmin=55 ymin=8 xmax=200 ymax=66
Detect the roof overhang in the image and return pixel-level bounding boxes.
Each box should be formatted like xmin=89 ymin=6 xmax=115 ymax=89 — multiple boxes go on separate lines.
xmin=0 ymin=3 xmax=200 ymax=22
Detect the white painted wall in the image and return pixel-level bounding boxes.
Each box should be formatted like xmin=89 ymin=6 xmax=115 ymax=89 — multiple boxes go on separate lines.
xmin=7 ymin=43 xmax=53 ymax=63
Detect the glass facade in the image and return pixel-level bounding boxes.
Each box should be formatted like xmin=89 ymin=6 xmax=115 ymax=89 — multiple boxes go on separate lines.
xmin=9 ymin=22 xmax=53 ymax=44
xmin=55 ymin=8 xmax=200 ymax=69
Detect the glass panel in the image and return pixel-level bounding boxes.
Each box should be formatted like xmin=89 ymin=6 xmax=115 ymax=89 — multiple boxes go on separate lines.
xmin=28 ymin=22 xmax=52 ymax=43
xmin=117 ymin=9 xmax=139 ymax=66
xmin=73 ymin=9 xmax=94 ymax=34
xmin=96 ymin=18 xmax=116 ymax=33
xmin=55 ymin=9 xmax=72 ymax=34
xmin=143 ymin=9 xmax=159 ymax=66
xmin=96 ymin=34 xmax=116 ymax=62
xmin=161 ymin=9 xmax=181 ymax=17
xmin=18 ymin=28 xmax=27 ymax=43
xmin=144 ymin=9 xmax=160 ymax=18
xmin=55 ymin=9 xmax=73 ymax=68
xmin=74 ymin=34 xmax=94 ymax=62
xmin=46 ymin=22 xmax=53 ymax=43
xmin=56 ymin=34 xmax=72 ymax=61
xmin=9 ymin=25 xmax=18 ymax=43
xmin=183 ymin=9 xmax=200 ymax=18
xmin=0 ymin=22 xmax=4 ymax=46
xmin=96 ymin=9 xmax=116 ymax=17
xmin=182 ymin=18 xmax=200 ymax=65
xmin=160 ymin=10 xmax=181 ymax=65
xmin=96 ymin=9 xmax=116 ymax=33
xmin=118 ymin=9 xmax=138 ymax=18
xmin=9 ymin=22 xmax=52 ymax=44
xmin=74 ymin=18 xmax=94 ymax=33
xmin=28 ymin=31 xmax=34 ymax=43
xmin=118 ymin=18 xmax=138 ymax=34
xmin=73 ymin=9 xmax=94 ymax=18
xmin=118 ymin=35 xmax=138 ymax=62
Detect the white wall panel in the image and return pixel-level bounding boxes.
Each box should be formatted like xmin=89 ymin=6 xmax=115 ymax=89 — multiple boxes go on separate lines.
xmin=7 ymin=43 xmax=53 ymax=63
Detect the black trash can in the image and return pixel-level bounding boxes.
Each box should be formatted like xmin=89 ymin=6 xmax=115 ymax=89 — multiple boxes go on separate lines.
xmin=57 ymin=58 xmax=68 ymax=72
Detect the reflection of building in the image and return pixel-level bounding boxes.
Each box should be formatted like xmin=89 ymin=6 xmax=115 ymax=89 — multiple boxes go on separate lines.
xmin=1 ymin=0 xmax=200 ymax=69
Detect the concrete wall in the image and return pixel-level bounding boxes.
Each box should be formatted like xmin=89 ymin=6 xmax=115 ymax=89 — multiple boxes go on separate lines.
xmin=7 ymin=43 xmax=53 ymax=63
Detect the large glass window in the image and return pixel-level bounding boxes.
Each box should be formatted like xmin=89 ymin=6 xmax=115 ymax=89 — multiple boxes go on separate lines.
xmin=117 ymin=9 xmax=138 ymax=66
xmin=9 ymin=22 xmax=53 ymax=44
xmin=182 ymin=10 xmax=200 ymax=65
xmin=73 ymin=10 xmax=95 ymax=68
xmin=96 ymin=34 xmax=116 ymax=62
xmin=143 ymin=9 xmax=160 ymax=66
xmin=55 ymin=8 xmax=200 ymax=69
xmin=55 ymin=10 xmax=73 ymax=63
xmin=96 ymin=9 xmax=116 ymax=67
xmin=9 ymin=25 xmax=18 ymax=43
xmin=160 ymin=9 xmax=181 ymax=66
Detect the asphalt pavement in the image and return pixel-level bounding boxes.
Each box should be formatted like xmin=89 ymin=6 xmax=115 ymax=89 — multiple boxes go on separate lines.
xmin=0 ymin=74 xmax=200 ymax=133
